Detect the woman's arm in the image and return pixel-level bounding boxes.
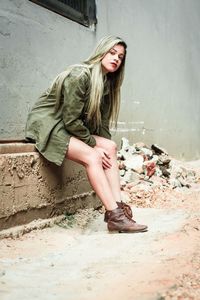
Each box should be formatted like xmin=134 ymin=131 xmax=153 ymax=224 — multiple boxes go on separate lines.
xmin=62 ymin=67 xmax=96 ymax=147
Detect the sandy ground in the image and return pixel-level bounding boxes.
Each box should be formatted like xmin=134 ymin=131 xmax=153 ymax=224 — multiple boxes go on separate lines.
xmin=0 ymin=161 xmax=200 ymax=300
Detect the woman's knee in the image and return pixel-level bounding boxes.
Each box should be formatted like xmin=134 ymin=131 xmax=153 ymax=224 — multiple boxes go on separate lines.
xmin=94 ymin=136 xmax=117 ymax=154
xmin=86 ymin=151 xmax=102 ymax=167
xmin=67 ymin=137 xmax=102 ymax=167
xmin=105 ymin=140 xmax=117 ymax=155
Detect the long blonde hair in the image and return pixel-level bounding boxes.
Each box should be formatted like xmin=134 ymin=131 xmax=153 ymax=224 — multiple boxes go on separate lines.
xmin=84 ymin=36 xmax=127 ymax=129
xmin=51 ymin=36 xmax=127 ymax=129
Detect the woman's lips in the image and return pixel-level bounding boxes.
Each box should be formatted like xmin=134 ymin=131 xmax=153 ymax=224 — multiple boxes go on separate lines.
xmin=110 ymin=62 xmax=117 ymax=68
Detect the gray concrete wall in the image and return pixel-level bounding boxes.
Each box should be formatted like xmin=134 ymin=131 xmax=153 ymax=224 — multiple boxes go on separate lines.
xmin=0 ymin=0 xmax=200 ymax=160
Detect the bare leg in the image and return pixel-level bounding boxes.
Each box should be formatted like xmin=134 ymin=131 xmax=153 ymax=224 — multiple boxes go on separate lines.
xmin=67 ymin=137 xmax=148 ymax=233
xmin=93 ymin=136 xmax=121 ymax=202
xmin=66 ymin=137 xmax=118 ymax=211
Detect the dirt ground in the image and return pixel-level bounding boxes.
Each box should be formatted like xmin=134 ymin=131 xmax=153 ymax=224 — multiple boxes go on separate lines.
xmin=0 ymin=160 xmax=200 ymax=300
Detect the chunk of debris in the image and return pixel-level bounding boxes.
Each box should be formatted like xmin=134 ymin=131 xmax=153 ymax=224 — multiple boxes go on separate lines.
xmin=124 ymin=155 xmax=144 ymax=174
xmin=151 ymin=144 xmax=168 ymax=155
xmin=143 ymin=161 xmax=156 ymax=177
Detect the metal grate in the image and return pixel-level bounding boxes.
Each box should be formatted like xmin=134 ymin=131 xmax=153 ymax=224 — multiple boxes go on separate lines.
xmin=29 ymin=0 xmax=97 ymax=27
xmin=58 ymin=0 xmax=84 ymax=13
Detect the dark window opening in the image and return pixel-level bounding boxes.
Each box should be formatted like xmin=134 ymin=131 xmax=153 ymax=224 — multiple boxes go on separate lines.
xmin=29 ymin=0 xmax=97 ymax=28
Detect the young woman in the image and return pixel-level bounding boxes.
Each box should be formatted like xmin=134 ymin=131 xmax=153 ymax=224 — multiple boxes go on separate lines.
xmin=25 ymin=36 xmax=148 ymax=233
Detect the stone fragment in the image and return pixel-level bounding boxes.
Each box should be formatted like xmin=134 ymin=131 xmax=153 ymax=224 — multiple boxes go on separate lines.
xmin=178 ymin=177 xmax=191 ymax=188
xmin=121 ymin=169 xmax=132 ymax=182
xmin=149 ymin=175 xmax=167 ymax=187
xmin=151 ymin=155 xmax=159 ymax=163
xmin=134 ymin=142 xmax=147 ymax=149
xmin=122 ymin=169 xmax=141 ymax=183
xmin=144 ymin=161 xmax=156 ymax=177
xmin=169 ymin=178 xmax=182 ymax=188
xmin=151 ymin=144 xmax=168 ymax=155
xmin=124 ymin=155 xmax=144 ymax=174
xmin=140 ymin=147 xmax=153 ymax=158
xmin=121 ymin=137 xmax=130 ymax=150
xmin=119 ymin=169 xmax=126 ymax=177
xmin=157 ymin=155 xmax=171 ymax=166
xmin=117 ymin=147 xmax=136 ymax=160
xmin=118 ymin=161 xmax=125 ymax=170
xmin=160 ymin=165 xmax=171 ymax=177
xmin=125 ymin=180 xmax=140 ymax=189
xmin=155 ymin=167 xmax=163 ymax=177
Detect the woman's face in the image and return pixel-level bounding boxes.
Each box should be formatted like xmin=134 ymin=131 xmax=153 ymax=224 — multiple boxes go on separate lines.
xmin=101 ymin=44 xmax=125 ymax=74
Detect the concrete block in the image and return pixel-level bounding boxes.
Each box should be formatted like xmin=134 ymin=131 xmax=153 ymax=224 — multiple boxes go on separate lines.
xmin=0 ymin=143 xmax=100 ymax=230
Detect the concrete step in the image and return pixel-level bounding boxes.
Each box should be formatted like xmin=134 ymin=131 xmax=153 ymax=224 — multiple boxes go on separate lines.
xmin=0 ymin=143 xmax=100 ymax=231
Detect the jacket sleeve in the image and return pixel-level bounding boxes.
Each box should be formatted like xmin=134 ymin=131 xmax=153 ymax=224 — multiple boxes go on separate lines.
xmin=98 ymin=94 xmax=112 ymax=140
xmin=62 ymin=67 xmax=96 ymax=147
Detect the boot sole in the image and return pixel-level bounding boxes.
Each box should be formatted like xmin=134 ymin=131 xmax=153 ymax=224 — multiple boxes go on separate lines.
xmin=108 ymin=228 xmax=148 ymax=234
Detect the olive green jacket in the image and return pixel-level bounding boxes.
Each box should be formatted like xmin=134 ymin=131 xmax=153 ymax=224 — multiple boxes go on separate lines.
xmin=25 ymin=66 xmax=111 ymax=166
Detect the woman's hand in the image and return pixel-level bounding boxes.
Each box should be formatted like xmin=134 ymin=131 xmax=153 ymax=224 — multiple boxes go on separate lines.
xmin=94 ymin=146 xmax=112 ymax=169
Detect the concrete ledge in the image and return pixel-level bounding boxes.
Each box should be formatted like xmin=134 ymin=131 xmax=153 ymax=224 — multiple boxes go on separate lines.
xmin=0 ymin=142 xmax=36 ymax=154
xmin=0 ymin=143 xmax=101 ymax=231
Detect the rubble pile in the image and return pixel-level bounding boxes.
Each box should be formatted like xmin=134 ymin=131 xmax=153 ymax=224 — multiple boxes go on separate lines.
xmin=118 ymin=138 xmax=198 ymax=207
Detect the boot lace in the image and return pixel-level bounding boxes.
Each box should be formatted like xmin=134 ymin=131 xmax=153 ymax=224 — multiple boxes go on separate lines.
xmin=120 ymin=201 xmax=136 ymax=223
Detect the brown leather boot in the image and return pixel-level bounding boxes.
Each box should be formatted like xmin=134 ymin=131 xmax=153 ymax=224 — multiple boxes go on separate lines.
xmin=106 ymin=207 xmax=148 ymax=233
xmin=104 ymin=201 xmax=133 ymax=222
